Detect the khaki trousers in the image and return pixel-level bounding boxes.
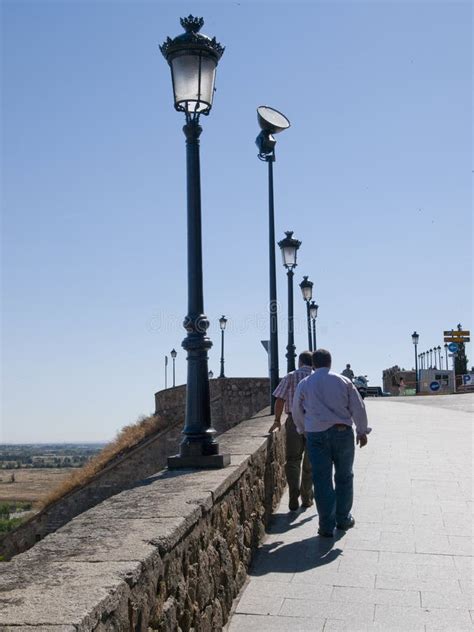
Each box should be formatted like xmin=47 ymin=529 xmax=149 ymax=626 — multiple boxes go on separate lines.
xmin=285 ymin=414 xmax=313 ymax=504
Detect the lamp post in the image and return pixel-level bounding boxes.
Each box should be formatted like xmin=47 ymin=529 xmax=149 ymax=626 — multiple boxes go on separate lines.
xmin=219 ymin=315 xmax=227 ymax=378
xmin=310 ymin=301 xmax=319 ymax=351
xmin=161 ymin=16 xmax=229 ymax=468
xmin=444 ymin=343 xmax=448 ymax=370
xmin=165 ymin=355 xmax=168 ymax=389
xmin=170 ymin=348 xmax=177 ymax=387
xmin=278 ymin=231 xmax=301 ymax=373
xmin=437 ymin=346 xmax=442 ymax=369
xmin=412 ymin=331 xmax=419 ymax=393
xmin=208 ymin=370 xmax=214 ymax=379
xmin=256 ymin=105 xmax=291 ymax=412
xmin=299 ymin=276 xmax=314 ymax=351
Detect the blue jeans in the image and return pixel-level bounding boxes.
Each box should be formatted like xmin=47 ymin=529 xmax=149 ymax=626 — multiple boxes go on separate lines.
xmin=306 ymin=426 xmax=355 ymax=532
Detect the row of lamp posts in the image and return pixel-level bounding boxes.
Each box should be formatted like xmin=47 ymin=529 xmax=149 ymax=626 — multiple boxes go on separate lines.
xmin=160 ymin=16 xmax=318 ymax=467
xmin=300 ymin=276 xmax=319 ymax=352
xmin=412 ymin=333 xmax=453 ymax=395
xmin=418 ymin=346 xmax=445 ymax=370
xmin=164 ymin=314 xmax=228 ymax=389
xmin=277 ymin=233 xmax=320 ymax=375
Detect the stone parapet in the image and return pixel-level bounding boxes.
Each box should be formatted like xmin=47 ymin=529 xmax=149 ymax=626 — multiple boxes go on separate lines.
xmin=0 ymin=408 xmax=286 ymax=631
xmin=0 ymin=378 xmax=270 ymax=561
xmin=155 ymin=378 xmax=270 ymax=433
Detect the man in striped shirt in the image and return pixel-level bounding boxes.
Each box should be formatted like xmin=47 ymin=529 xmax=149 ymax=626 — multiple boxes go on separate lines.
xmin=268 ymin=351 xmax=314 ymax=511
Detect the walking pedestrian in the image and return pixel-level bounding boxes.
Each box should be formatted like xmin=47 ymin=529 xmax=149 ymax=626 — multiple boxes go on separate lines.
xmin=341 ymin=364 xmax=354 ymax=380
xmin=268 ymin=351 xmax=314 ymax=511
xmin=398 ymin=377 xmax=406 ymax=396
xmin=292 ymin=349 xmax=371 ymax=537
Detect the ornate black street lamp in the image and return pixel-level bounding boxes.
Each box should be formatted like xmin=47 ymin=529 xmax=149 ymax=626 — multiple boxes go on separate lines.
xmin=299 ymin=276 xmax=314 ymax=351
xmin=256 ymin=105 xmax=291 ymax=412
xmin=412 ymin=331 xmax=419 ymax=393
xmin=219 ymin=315 xmax=227 ymax=378
xmin=278 ymin=231 xmax=301 ymax=372
xmin=170 ymin=348 xmax=177 ymax=387
xmin=310 ymin=301 xmax=319 ymax=351
xmin=161 ymin=16 xmax=229 ymax=468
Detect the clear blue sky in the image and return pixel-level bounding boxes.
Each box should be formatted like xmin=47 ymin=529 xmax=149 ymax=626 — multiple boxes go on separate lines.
xmin=1 ymin=1 xmax=472 ymax=443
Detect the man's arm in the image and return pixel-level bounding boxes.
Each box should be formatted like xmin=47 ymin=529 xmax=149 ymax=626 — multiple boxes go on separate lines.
xmin=291 ymin=381 xmax=306 ymax=434
xmin=348 ymin=383 xmax=371 ymax=446
xmin=268 ymin=398 xmax=285 ymax=433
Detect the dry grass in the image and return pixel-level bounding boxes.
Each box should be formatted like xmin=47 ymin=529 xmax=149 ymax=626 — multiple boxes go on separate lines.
xmin=39 ymin=413 xmax=168 ymax=510
xmin=0 ymin=469 xmax=74 ymax=506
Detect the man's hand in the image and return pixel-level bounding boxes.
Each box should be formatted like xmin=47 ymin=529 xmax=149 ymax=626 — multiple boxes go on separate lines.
xmin=268 ymin=420 xmax=281 ymax=433
xmin=357 ymin=434 xmax=368 ymax=448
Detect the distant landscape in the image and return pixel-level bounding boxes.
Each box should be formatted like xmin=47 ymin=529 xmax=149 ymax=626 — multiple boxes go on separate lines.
xmin=0 ymin=443 xmax=105 ymax=533
xmin=0 ymin=443 xmax=105 ymax=469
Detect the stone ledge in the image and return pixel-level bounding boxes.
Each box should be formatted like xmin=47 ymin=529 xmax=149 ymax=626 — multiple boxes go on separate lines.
xmin=0 ymin=406 xmax=286 ymax=631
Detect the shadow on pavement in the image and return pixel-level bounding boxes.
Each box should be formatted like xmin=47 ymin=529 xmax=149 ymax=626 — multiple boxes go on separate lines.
xmin=248 ymin=509 xmax=345 ymax=576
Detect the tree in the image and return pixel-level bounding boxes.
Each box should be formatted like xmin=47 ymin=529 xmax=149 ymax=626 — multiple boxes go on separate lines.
xmin=454 ymin=324 xmax=469 ymax=376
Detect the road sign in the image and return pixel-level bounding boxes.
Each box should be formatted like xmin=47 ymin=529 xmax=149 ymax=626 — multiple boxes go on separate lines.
xmin=462 ymin=374 xmax=472 ymax=385
xmin=444 ymin=330 xmax=470 ymax=336
xmin=448 ymin=342 xmax=459 ymax=353
xmin=444 ymin=337 xmax=470 ymax=343
xmin=429 ymin=381 xmax=441 ymax=392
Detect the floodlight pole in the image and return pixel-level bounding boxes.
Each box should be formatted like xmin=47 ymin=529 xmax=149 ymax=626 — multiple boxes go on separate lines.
xmin=267 ymin=159 xmax=279 ymax=411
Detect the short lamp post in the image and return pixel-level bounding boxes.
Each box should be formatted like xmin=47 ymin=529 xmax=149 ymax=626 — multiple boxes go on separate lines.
xmin=219 ymin=315 xmax=227 ymax=378
xmin=161 ymin=16 xmax=229 ymax=468
xmin=256 ymin=105 xmax=291 ymax=412
xmin=278 ymin=231 xmax=301 ymax=373
xmin=170 ymin=348 xmax=177 ymax=387
xmin=310 ymin=301 xmax=319 ymax=351
xmin=429 ymin=348 xmax=433 ymax=368
xmin=412 ymin=331 xmax=419 ymax=393
xmin=437 ymin=345 xmax=442 ymax=369
xmin=165 ymin=355 xmax=168 ymax=389
xmin=208 ymin=370 xmax=214 ymax=379
xmin=299 ymin=276 xmax=314 ymax=351
xmin=444 ymin=343 xmax=448 ymax=370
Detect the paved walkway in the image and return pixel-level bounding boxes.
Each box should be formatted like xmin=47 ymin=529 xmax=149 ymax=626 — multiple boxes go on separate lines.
xmin=227 ymin=394 xmax=473 ymax=632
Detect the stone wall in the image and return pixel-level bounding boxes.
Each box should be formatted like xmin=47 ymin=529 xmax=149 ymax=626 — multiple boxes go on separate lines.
xmin=155 ymin=377 xmax=270 ymax=432
xmin=0 ymin=377 xmax=270 ymax=561
xmin=0 ymin=408 xmax=287 ymax=631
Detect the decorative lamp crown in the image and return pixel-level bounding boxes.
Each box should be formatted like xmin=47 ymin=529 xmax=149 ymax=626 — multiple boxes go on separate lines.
xmin=278 ymin=231 xmax=301 ymax=269
xmin=160 ymin=16 xmax=224 ymax=118
xmin=299 ymin=275 xmax=313 ymax=301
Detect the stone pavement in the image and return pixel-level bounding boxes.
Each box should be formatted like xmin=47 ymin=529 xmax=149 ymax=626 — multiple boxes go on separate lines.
xmin=226 ymin=394 xmax=473 ymax=632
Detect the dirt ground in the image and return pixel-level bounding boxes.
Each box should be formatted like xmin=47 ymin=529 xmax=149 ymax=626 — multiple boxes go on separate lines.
xmin=0 ymin=469 xmax=74 ymax=506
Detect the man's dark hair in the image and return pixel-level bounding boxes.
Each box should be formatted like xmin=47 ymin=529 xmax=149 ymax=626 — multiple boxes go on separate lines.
xmin=313 ymin=349 xmax=332 ymax=368
xmin=299 ymin=351 xmax=313 ymax=367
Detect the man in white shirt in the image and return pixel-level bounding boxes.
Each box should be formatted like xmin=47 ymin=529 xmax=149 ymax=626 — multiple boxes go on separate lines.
xmin=292 ymin=349 xmax=371 ymax=537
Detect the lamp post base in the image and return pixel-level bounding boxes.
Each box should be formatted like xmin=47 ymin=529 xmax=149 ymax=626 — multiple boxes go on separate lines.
xmin=168 ymin=452 xmax=231 ymax=469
